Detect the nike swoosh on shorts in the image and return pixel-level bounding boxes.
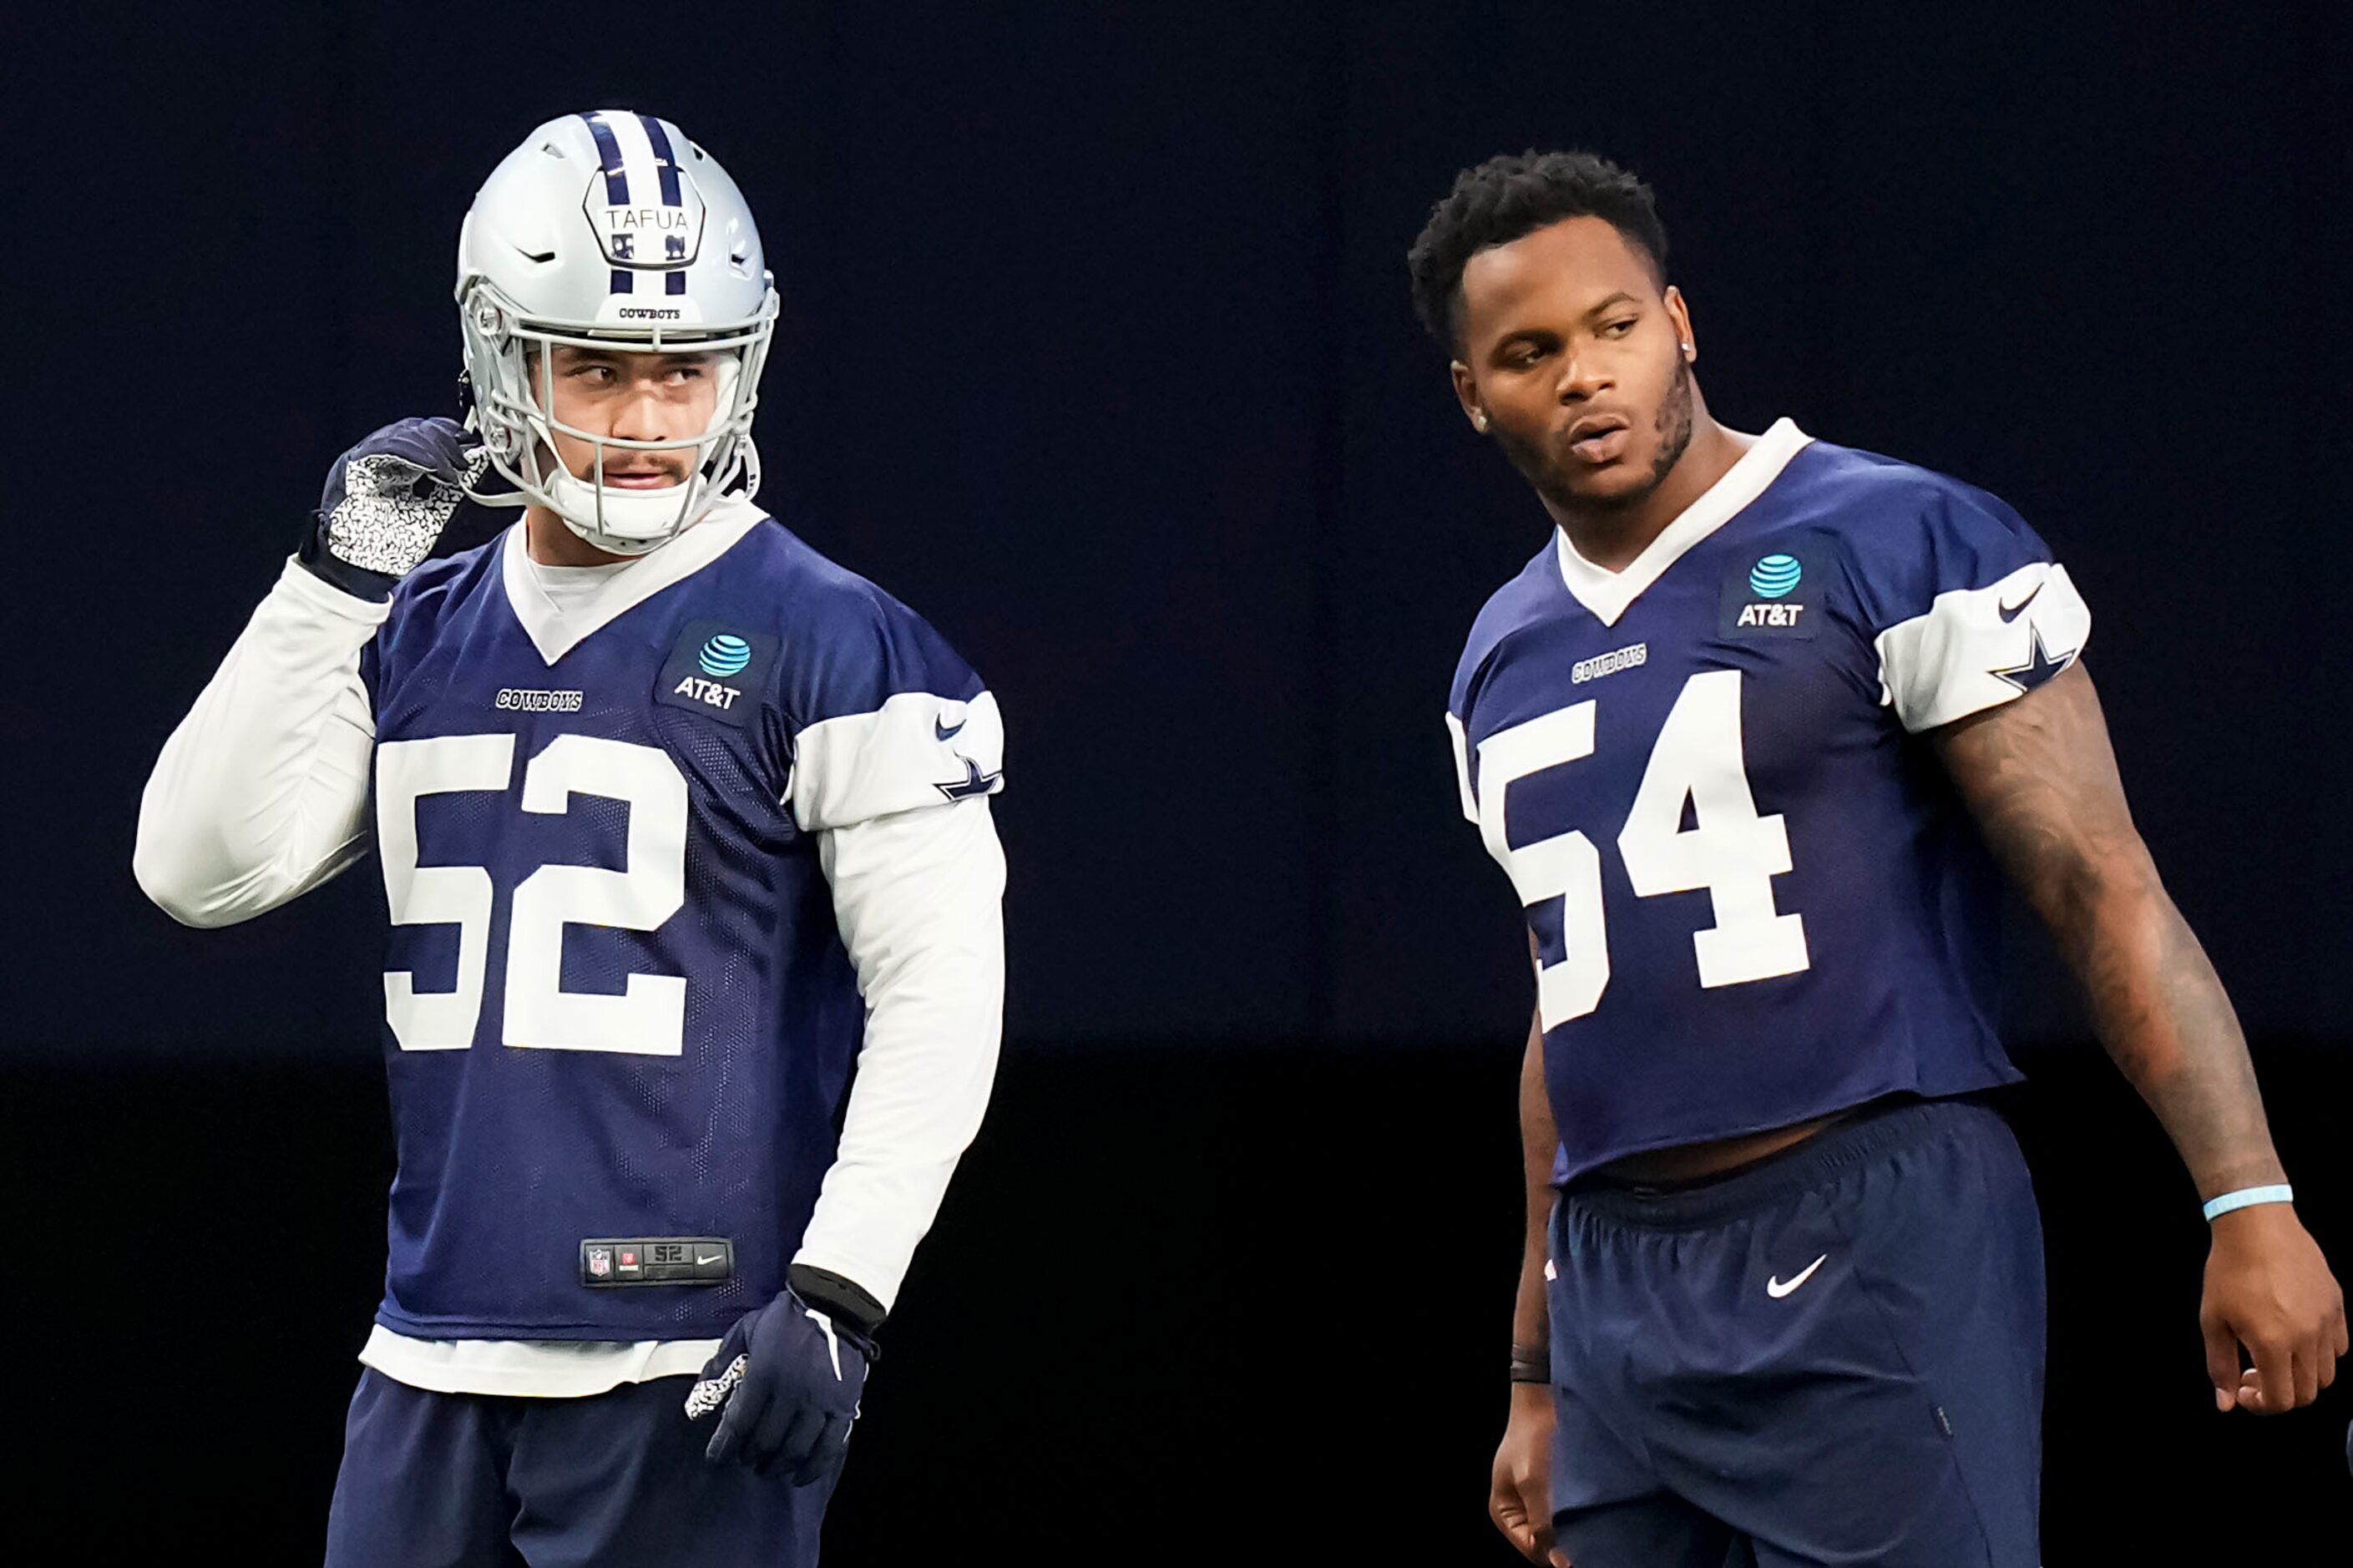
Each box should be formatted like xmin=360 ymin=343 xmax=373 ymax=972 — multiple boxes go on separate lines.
xmin=1766 ymin=1253 xmax=1829 ymax=1297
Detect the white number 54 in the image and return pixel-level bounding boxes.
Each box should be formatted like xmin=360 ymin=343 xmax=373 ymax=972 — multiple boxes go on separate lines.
xmin=1476 ymin=669 xmax=1809 ymax=1032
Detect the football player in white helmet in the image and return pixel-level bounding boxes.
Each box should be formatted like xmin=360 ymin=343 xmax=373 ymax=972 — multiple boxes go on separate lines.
xmin=456 ymin=109 xmax=777 ymax=558
xmin=137 ymin=111 xmax=1009 ymax=1566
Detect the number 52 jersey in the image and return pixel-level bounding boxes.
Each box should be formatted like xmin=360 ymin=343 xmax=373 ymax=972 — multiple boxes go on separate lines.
xmin=362 ymin=498 xmax=1003 ymax=1342
xmin=1445 ymin=420 xmax=2089 ymax=1182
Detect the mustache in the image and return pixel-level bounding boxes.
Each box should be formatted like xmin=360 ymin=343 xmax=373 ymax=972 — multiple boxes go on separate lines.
xmin=586 ymin=447 xmax=694 ymax=483
xmin=596 ymin=451 xmax=690 ymax=474
xmin=536 ymin=435 xmax=698 ymax=483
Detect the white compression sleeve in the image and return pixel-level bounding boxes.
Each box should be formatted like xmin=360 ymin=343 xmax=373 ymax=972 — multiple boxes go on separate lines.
xmin=134 ymin=559 xmax=384 ymax=928
xmin=797 ymin=795 xmax=1007 ymax=1310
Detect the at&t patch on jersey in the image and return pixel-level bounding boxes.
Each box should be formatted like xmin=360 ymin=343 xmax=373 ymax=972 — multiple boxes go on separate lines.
xmin=1718 ymin=543 xmax=1825 ymax=638
xmin=656 ymin=620 xmax=779 ymax=726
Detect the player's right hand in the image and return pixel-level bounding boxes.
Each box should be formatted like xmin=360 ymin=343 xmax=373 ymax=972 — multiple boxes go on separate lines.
xmin=1491 ymin=1383 xmax=1568 ymax=1566
xmin=296 ymin=417 xmax=499 ymax=600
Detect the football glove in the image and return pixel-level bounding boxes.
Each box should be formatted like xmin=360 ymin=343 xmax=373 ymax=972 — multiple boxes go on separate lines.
xmin=687 ymin=1283 xmax=873 ymax=1486
xmin=296 ymin=417 xmax=503 ymax=600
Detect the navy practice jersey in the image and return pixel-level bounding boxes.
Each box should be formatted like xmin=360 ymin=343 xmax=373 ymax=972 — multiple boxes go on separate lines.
xmin=1446 ymin=421 xmax=2089 ymax=1182
xmin=359 ymin=504 xmax=1002 ymax=1340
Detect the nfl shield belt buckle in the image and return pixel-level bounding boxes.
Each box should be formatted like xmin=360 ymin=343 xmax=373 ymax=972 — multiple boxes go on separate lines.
xmin=579 ymin=1237 xmax=735 ymax=1286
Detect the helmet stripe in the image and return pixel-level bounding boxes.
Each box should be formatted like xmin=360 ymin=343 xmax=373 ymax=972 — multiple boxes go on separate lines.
xmin=639 ymin=115 xmax=689 ymax=298
xmin=579 ymin=112 xmax=630 ymax=205
xmin=636 ymin=114 xmax=685 ymax=207
xmin=584 ymin=113 xmax=634 ymax=295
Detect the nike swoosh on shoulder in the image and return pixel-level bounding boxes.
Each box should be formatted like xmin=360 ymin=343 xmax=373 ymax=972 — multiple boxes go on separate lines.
xmin=1997 ymin=581 xmax=2045 ymax=623
xmin=935 ymin=716 xmax=966 ymax=741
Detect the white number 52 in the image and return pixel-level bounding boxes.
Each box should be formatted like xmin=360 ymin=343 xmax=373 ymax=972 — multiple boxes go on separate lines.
xmin=375 ymin=734 xmax=689 ymax=1055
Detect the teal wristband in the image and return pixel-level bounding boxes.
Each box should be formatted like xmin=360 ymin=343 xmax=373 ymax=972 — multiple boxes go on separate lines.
xmin=2203 ymin=1185 xmax=2293 ymax=1222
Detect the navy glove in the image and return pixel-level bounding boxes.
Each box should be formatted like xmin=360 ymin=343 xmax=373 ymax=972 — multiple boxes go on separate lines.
xmin=686 ymin=1285 xmax=872 ymax=1485
xmin=296 ymin=417 xmax=503 ymax=601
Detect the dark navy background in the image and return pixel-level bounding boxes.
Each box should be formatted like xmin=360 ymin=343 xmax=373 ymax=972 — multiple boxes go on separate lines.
xmin=10 ymin=1 xmax=2350 ymax=1560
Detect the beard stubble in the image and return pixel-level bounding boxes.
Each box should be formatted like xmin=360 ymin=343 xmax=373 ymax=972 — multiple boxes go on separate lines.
xmin=1498 ymin=353 xmax=1698 ymax=520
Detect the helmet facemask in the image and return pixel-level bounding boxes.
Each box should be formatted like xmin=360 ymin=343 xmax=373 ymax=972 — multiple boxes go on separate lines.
xmin=459 ymin=276 xmax=777 ymax=555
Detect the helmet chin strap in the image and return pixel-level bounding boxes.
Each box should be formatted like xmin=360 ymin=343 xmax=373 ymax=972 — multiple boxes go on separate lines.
xmin=537 ymin=461 xmax=708 ymax=555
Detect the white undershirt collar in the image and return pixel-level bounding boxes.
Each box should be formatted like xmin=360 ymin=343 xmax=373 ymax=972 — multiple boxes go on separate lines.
xmin=500 ymin=497 xmax=766 ymax=665
xmin=524 ymin=554 xmax=632 ymax=619
xmin=1551 ymin=417 xmax=1812 ymax=627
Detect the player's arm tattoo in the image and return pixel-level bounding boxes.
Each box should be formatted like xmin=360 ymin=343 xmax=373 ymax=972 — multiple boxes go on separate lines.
xmin=1934 ymin=661 xmax=2285 ymax=1196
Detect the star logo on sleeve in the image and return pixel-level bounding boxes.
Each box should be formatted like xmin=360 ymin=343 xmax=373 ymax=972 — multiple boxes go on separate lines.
xmin=936 ymin=757 xmax=1003 ymax=801
xmin=1990 ymin=621 xmax=2077 ymax=694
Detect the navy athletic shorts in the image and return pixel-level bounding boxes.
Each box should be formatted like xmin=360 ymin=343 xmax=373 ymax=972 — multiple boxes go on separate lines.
xmin=322 ymin=1367 xmax=837 ymax=1567
xmin=1546 ymin=1094 xmax=2045 ymax=1568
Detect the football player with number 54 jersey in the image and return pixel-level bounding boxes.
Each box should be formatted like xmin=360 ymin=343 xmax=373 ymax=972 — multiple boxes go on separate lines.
xmin=1409 ymin=152 xmax=2345 ymax=1568
xmin=135 ymin=112 xmax=1005 ymax=1566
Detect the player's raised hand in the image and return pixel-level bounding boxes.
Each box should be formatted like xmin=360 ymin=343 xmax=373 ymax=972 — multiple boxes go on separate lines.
xmin=2199 ymin=1203 xmax=2348 ymax=1414
xmin=297 ymin=417 xmax=503 ymax=600
xmin=1491 ymin=1383 xmax=1569 ymax=1566
xmin=686 ymin=1287 xmax=870 ymax=1486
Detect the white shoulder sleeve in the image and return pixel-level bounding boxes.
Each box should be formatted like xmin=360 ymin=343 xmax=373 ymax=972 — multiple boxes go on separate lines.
xmin=1872 ymin=561 xmax=2092 ymax=732
xmin=134 ymin=559 xmax=384 ymax=927
xmin=789 ymin=690 xmax=1005 ymax=832
xmin=795 ymin=796 xmax=1006 ymax=1311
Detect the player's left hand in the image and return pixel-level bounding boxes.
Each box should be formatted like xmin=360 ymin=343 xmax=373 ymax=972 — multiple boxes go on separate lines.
xmin=2199 ymin=1203 xmax=2348 ymax=1414
xmin=686 ymin=1287 xmax=870 ymax=1484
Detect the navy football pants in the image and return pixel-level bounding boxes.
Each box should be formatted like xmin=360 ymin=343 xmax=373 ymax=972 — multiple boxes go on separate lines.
xmin=323 ymin=1368 xmax=836 ymax=1567
xmin=1547 ymin=1095 xmax=2045 ymax=1567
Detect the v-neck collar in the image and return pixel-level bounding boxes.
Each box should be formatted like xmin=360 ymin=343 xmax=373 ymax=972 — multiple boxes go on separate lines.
xmin=1551 ymin=417 xmax=1812 ymax=627
xmin=500 ymin=497 xmax=766 ymax=665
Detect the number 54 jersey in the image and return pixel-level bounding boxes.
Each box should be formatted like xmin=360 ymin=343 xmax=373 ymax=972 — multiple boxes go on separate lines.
xmin=362 ymin=498 xmax=1002 ymax=1342
xmin=1445 ymin=420 xmax=2089 ymax=1182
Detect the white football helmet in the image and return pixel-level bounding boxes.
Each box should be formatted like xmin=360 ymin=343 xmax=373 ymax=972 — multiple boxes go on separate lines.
xmin=455 ymin=111 xmax=779 ymax=554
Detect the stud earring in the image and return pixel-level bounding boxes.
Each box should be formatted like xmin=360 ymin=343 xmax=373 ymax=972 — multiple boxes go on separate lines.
xmin=1473 ymin=412 xmax=1490 ymax=432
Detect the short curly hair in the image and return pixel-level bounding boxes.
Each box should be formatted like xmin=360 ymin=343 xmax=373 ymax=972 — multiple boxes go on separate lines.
xmin=1406 ymin=150 xmax=1669 ymax=353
